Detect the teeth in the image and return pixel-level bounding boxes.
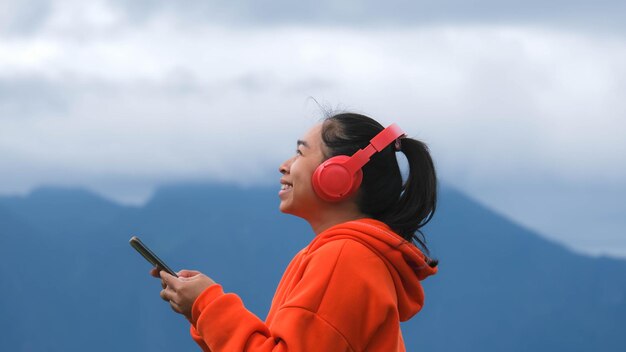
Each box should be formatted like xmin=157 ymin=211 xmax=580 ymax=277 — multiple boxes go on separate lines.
xmin=281 ymin=184 xmax=293 ymax=190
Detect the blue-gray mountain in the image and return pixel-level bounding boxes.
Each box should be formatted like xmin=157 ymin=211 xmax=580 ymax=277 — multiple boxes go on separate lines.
xmin=0 ymin=184 xmax=624 ymax=351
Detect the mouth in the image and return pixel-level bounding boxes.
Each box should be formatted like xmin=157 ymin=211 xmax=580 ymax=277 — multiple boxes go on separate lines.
xmin=279 ymin=180 xmax=293 ymax=196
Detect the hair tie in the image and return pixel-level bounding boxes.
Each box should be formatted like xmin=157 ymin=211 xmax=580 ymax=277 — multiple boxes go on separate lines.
xmin=394 ymin=135 xmax=405 ymax=152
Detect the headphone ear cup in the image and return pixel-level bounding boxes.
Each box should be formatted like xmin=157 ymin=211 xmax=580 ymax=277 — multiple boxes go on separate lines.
xmin=312 ymin=155 xmax=363 ymax=202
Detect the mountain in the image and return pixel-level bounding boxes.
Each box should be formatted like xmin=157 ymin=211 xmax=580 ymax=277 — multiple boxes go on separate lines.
xmin=0 ymin=183 xmax=624 ymax=351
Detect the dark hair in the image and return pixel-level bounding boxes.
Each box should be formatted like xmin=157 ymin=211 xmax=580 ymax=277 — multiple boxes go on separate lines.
xmin=321 ymin=112 xmax=438 ymax=267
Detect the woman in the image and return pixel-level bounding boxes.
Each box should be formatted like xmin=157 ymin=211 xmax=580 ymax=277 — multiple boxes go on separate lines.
xmin=153 ymin=112 xmax=438 ymax=351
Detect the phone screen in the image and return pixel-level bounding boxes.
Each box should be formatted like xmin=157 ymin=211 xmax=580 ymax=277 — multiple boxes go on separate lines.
xmin=129 ymin=236 xmax=179 ymax=277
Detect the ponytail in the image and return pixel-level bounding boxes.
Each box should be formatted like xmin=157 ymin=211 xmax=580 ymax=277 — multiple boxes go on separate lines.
xmin=320 ymin=112 xmax=439 ymax=267
xmin=381 ymin=137 xmax=438 ymax=267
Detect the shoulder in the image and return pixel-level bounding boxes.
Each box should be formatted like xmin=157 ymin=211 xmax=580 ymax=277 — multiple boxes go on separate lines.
xmin=307 ymin=238 xmax=382 ymax=264
xmin=305 ymin=239 xmax=391 ymax=286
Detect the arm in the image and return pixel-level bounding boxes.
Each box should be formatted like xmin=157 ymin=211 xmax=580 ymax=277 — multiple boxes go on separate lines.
xmin=191 ymin=240 xmax=398 ymax=351
xmin=190 ymin=284 xmax=353 ymax=351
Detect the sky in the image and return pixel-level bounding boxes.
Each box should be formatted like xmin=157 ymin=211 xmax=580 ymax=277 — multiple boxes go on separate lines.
xmin=1 ymin=0 xmax=625 ymax=257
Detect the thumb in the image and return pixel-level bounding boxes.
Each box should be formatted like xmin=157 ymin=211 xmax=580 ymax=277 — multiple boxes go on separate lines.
xmin=178 ymin=269 xmax=202 ymax=278
xmin=149 ymin=267 xmax=161 ymax=278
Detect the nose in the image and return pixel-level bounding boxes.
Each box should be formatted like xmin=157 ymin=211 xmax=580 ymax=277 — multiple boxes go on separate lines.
xmin=279 ymin=156 xmax=293 ymax=175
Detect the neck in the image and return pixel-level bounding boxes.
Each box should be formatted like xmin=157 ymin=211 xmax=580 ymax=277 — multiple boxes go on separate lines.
xmin=307 ymin=203 xmax=368 ymax=235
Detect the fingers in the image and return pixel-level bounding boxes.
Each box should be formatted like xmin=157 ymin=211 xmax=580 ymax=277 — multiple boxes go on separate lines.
xmin=160 ymin=288 xmax=183 ymax=314
xmin=169 ymin=300 xmax=184 ymax=314
xmin=160 ymin=287 xmax=171 ymax=302
xmin=149 ymin=267 xmax=167 ymax=288
xmin=159 ymin=270 xmax=180 ymax=290
xmin=160 ymin=286 xmax=186 ymax=315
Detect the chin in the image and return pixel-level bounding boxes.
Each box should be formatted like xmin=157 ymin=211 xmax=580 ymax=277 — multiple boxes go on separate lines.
xmin=278 ymin=201 xmax=292 ymax=214
xmin=279 ymin=202 xmax=305 ymax=219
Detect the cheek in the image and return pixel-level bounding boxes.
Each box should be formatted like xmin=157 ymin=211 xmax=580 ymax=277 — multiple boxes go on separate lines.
xmin=292 ymin=159 xmax=318 ymax=192
xmin=292 ymin=166 xmax=311 ymax=191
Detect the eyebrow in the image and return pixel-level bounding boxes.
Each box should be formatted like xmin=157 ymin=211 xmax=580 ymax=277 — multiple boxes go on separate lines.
xmin=297 ymin=140 xmax=309 ymax=148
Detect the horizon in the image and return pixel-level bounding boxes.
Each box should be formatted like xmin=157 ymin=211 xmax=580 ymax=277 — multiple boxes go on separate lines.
xmin=4 ymin=180 xmax=624 ymax=261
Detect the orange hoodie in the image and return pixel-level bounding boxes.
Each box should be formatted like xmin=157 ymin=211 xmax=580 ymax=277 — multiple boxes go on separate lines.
xmin=189 ymin=218 xmax=437 ymax=351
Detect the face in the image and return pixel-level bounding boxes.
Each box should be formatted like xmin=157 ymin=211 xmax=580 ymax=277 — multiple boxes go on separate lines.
xmin=278 ymin=123 xmax=327 ymax=218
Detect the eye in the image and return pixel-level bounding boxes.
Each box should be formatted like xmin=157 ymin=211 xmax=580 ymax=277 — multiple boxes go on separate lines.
xmin=295 ymin=148 xmax=303 ymax=156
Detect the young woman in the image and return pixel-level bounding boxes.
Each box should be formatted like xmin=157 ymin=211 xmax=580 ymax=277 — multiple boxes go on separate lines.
xmin=153 ymin=112 xmax=438 ymax=351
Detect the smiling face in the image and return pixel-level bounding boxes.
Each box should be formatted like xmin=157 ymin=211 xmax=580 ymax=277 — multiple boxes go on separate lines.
xmin=278 ymin=123 xmax=327 ymax=219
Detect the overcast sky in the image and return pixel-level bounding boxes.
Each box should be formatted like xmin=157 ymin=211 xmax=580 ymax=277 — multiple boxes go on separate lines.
xmin=1 ymin=0 xmax=625 ymax=257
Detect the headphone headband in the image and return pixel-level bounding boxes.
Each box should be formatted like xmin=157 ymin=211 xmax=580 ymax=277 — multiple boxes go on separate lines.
xmin=342 ymin=123 xmax=406 ymax=175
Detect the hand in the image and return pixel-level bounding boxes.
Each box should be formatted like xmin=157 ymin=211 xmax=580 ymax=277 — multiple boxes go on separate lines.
xmin=157 ymin=269 xmax=216 ymax=321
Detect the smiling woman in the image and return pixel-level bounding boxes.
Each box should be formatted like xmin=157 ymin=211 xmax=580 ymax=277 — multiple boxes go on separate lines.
xmin=158 ymin=111 xmax=439 ymax=351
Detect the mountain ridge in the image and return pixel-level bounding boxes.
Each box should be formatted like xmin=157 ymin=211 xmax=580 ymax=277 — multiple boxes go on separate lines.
xmin=0 ymin=182 xmax=624 ymax=351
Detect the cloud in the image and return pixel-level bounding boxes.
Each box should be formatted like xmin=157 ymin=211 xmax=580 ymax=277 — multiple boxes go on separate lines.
xmin=2 ymin=22 xmax=624 ymax=179
xmin=3 ymin=0 xmax=626 ymax=40
xmin=107 ymin=0 xmax=626 ymax=30
xmin=1 ymin=3 xmax=625 ymax=256
xmin=0 ymin=74 xmax=69 ymax=118
xmin=0 ymin=0 xmax=51 ymax=36
xmin=0 ymin=70 xmax=319 ymax=194
xmin=2 ymin=17 xmax=625 ymax=187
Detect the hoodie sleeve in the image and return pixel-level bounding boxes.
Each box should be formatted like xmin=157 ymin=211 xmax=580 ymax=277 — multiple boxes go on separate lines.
xmin=189 ymin=239 xmax=398 ymax=351
xmin=190 ymin=324 xmax=211 ymax=351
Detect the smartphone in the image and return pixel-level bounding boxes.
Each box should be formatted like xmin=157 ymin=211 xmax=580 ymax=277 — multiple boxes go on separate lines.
xmin=129 ymin=236 xmax=179 ymax=277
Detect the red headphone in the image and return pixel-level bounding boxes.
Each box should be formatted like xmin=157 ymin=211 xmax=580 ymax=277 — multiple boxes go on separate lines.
xmin=312 ymin=123 xmax=406 ymax=202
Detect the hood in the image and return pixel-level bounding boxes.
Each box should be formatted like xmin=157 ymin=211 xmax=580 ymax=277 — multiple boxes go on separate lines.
xmin=308 ymin=218 xmax=437 ymax=321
